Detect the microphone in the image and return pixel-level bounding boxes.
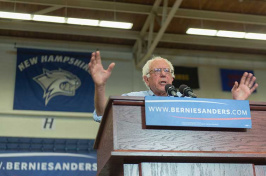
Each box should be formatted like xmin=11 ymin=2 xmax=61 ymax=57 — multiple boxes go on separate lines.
xmin=179 ymin=84 xmax=197 ymax=98
xmin=165 ymin=84 xmax=178 ymax=97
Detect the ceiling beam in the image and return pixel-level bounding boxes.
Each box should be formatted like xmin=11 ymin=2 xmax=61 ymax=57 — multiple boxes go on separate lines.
xmin=3 ymin=35 xmax=266 ymax=61
xmin=136 ymin=0 xmax=183 ymax=68
xmin=155 ymin=48 xmax=266 ymax=62
xmin=34 ymin=6 xmax=63 ymax=15
xmin=0 ymin=36 xmax=133 ymax=57
xmin=0 ymin=20 xmax=139 ymax=40
xmin=138 ymin=0 xmax=161 ymax=40
xmin=175 ymin=9 xmax=266 ymax=26
xmin=0 ymin=0 xmax=151 ymax=14
xmin=133 ymin=0 xmax=162 ymax=65
xmin=159 ymin=34 xmax=266 ymax=50
xmin=1 ymin=19 xmax=266 ymax=51
xmin=1 ymin=0 xmax=266 ymax=26
xmin=1 ymin=35 xmax=265 ymax=69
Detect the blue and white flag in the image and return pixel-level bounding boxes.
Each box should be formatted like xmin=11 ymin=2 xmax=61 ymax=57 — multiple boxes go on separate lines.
xmin=14 ymin=48 xmax=94 ymax=112
xmin=0 ymin=152 xmax=97 ymax=176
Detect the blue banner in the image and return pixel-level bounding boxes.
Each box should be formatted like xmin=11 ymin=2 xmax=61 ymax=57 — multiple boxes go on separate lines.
xmin=145 ymin=96 xmax=251 ymax=128
xmin=0 ymin=152 xmax=97 ymax=176
xmin=14 ymin=48 xmax=94 ymax=112
xmin=220 ymin=68 xmax=255 ymax=92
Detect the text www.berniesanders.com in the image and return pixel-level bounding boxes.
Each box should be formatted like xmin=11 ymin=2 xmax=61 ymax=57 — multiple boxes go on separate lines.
xmin=0 ymin=161 xmax=97 ymax=171
xmin=148 ymin=106 xmax=248 ymax=116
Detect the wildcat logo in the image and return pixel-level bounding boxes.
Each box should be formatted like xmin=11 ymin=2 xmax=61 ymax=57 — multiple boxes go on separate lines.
xmin=33 ymin=68 xmax=81 ymax=106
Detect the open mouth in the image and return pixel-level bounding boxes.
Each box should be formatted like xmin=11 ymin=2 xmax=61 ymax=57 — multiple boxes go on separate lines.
xmin=160 ymin=81 xmax=167 ymax=85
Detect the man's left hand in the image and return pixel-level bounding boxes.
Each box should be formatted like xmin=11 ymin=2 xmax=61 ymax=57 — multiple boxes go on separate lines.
xmin=231 ymin=72 xmax=258 ymax=100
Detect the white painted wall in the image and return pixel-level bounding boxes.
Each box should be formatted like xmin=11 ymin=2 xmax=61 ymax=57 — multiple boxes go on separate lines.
xmin=0 ymin=39 xmax=265 ymax=139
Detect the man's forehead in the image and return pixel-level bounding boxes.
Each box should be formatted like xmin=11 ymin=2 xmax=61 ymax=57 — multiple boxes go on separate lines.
xmin=150 ymin=59 xmax=170 ymax=68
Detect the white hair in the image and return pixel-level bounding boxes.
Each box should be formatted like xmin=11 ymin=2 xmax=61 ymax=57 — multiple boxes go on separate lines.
xmin=142 ymin=56 xmax=175 ymax=89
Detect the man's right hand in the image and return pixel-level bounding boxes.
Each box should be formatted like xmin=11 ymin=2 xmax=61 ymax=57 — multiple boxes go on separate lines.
xmin=88 ymin=51 xmax=115 ymax=87
xmin=88 ymin=51 xmax=115 ymax=118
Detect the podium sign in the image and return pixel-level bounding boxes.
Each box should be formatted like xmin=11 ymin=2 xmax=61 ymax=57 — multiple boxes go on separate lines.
xmin=145 ymin=96 xmax=251 ymax=128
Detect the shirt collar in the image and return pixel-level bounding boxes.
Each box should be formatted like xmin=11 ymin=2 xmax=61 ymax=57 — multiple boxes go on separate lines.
xmin=147 ymin=89 xmax=155 ymax=96
xmin=147 ymin=89 xmax=182 ymax=97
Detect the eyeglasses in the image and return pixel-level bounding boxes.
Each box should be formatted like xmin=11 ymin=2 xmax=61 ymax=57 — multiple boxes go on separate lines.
xmin=147 ymin=68 xmax=173 ymax=75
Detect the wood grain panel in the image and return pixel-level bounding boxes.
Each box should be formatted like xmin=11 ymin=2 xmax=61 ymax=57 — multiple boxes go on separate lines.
xmin=255 ymin=166 xmax=266 ymax=176
xmin=95 ymin=107 xmax=115 ymax=176
xmin=113 ymin=105 xmax=266 ymax=153
xmin=124 ymin=164 xmax=140 ymax=176
xmin=114 ymin=106 xmax=266 ymax=152
xmin=141 ymin=163 xmax=254 ymax=176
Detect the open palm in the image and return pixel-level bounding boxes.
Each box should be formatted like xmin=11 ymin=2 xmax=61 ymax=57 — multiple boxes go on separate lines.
xmin=88 ymin=51 xmax=115 ymax=87
xmin=231 ymin=72 xmax=258 ymax=100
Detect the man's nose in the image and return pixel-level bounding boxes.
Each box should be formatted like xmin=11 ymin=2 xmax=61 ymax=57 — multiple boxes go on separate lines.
xmin=160 ymin=70 xmax=167 ymax=76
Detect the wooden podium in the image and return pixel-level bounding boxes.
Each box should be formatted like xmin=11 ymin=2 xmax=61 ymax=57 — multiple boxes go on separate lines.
xmin=94 ymin=96 xmax=266 ymax=176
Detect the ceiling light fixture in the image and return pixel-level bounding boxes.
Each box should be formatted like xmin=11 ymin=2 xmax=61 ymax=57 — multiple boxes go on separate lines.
xmin=99 ymin=21 xmax=133 ymax=29
xmin=67 ymin=18 xmax=99 ymax=26
xmin=0 ymin=11 xmax=133 ymax=29
xmin=186 ymin=28 xmax=217 ymax=36
xmin=33 ymin=15 xmax=65 ymax=23
xmin=245 ymin=33 xmax=266 ymax=40
xmin=216 ymin=30 xmax=245 ymax=38
xmin=187 ymin=28 xmax=266 ymax=40
xmin=0 ymin=11 xmax=31 ymax=20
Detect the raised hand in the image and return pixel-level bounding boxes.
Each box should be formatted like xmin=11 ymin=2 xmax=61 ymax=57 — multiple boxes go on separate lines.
xmin=231 ymin=72 xmax=258 ymax=100
xmin=88 ymin=51 xmax=115 ymax=87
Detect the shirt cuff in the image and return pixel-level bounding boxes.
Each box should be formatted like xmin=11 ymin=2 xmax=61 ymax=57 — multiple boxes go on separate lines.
xmin=93 ymin=110 xmax=102 ymax=123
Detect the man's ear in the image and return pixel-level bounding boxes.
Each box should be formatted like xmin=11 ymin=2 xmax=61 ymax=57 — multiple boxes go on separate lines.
xmin=143 ymin=76 xmax=149 ymax=86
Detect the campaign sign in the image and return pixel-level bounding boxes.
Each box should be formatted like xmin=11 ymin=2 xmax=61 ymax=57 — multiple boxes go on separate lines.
xmin=145 ymin=96 xmax=251 ymax=128
xmin=0 ymin=152 xmax=97 ymax=176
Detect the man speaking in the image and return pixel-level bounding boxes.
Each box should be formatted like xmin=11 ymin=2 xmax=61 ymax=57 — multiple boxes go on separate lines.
xmin=88 ymin=51 xmax=258 ymax=122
